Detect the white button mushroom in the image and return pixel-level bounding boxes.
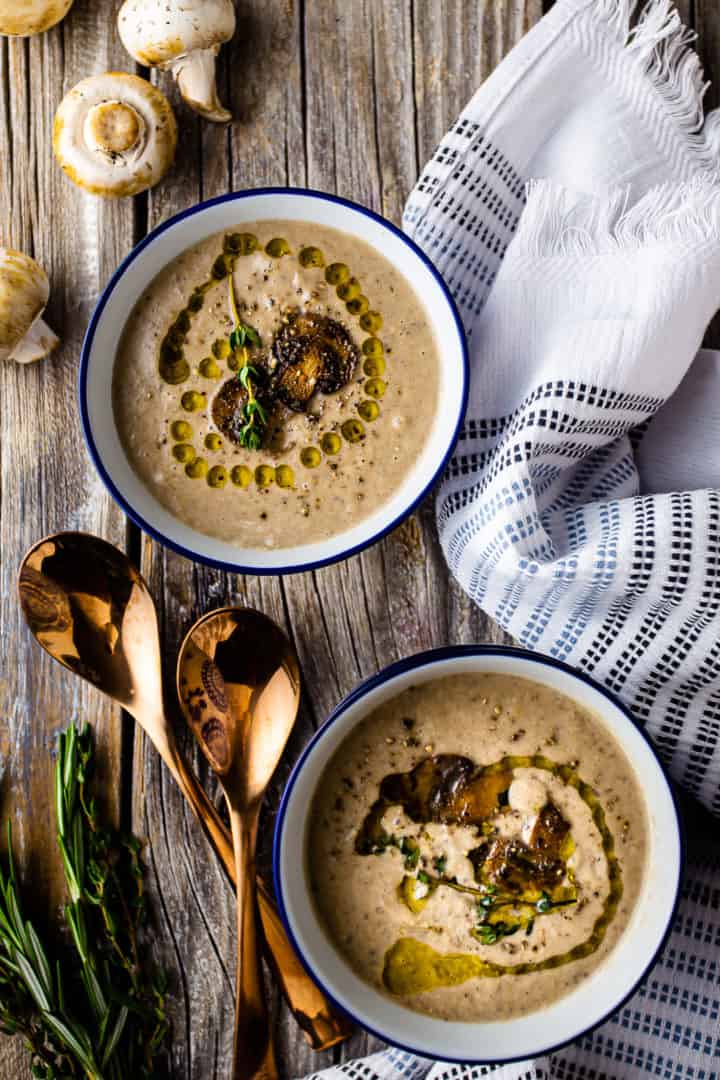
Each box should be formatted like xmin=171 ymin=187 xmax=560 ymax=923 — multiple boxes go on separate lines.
xmin=53 ymin=73 xmax=178 ymax=198
xmin=117 ymin=0 xmax=236 ymax=124
xmin=0 ymin=0 xmax=73 ymax=36
xmin=0 ymin=250 xmax=59 ymax=364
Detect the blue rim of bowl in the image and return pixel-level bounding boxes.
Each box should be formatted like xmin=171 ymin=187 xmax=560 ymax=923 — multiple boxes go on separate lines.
xmin=273 ymin=644 xmax=685 ymax=1066
xmin=79 ymin=187 xmax=469 ymax=576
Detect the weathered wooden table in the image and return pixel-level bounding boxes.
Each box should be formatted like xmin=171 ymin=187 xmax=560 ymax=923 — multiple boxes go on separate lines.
xmin=1 ymin=1 xmax=718 ymax=1076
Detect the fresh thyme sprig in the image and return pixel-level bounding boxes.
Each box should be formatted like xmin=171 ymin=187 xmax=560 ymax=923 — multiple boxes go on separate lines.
xmin=473 ymin=884 xmax=577 ymax=944
xmin=228 ymin=276 xmax=267 ymax=451
xmin=0 ymin=723 xmax=169 ymax=1079
xmin=236 ymin=364 xmax=269 ymax=451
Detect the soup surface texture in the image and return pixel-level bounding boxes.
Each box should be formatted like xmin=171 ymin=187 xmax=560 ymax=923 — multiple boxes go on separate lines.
xmin=308 ymin=673 xmax=648 ymax=1022
xmin=113 ymin=221 xmax=439 ymax=549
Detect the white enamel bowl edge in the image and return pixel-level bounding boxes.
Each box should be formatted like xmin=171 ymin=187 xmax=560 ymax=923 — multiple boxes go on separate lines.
xmin=273 ymin=646 xmax=682 ymax=1064
xmin=80 ymin=189 xmax=468 ymax=574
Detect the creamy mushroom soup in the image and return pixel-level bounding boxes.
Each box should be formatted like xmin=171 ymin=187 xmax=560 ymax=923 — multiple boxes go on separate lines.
xmin=308 ymin=673 xmax=648 ymax=1022
xmin=113 ymin=221 xmax=440 ymax=548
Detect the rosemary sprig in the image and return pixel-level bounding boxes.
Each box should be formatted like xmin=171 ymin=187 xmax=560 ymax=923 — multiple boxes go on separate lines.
xmin=0 ymin=723 xmax=169 ymax=1079
xmin=57 ymin=724 xmax=169 ymax=1077
xmin=227 ymin=275 xmax=267 ymax=450
xmin=0 ymin=820 xmax=104 ymax=1079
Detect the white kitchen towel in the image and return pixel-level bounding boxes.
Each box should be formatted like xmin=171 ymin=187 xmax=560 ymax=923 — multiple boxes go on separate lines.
xmin=302 ymin=1 xmax=720 ymax=1078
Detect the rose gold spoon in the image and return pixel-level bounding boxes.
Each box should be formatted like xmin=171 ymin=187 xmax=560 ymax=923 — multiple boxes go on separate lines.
xmin=177 ymin=608 xmax=298 ymax=1080
xmin=17 ymin=532 xmax=351 ymax=1051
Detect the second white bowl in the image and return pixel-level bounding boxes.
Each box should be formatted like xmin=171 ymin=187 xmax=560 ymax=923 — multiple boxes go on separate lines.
xmin=274 ymin=645 xmax=682 ymax=1064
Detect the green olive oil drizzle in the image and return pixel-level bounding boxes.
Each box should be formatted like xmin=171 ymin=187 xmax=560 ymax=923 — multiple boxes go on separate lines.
xmin=159 ymin=232 xmax=389 ymax=490
xmin=368 ymin=754 xmax=623 ymax=996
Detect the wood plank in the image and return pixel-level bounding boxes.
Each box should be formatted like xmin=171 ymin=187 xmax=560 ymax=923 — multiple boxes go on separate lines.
xmin=0 ymin=1 xmax=133 ymax=1076
xmin=134 ymin=4 xmax=310 ymax=1077
xmin=0 ymin=0 xmax=542 ymax=1075
xmin=292 ymin=0 xmax=540 ymax=1069
xmin=137 ymin=0 xmax=541 ymax=1075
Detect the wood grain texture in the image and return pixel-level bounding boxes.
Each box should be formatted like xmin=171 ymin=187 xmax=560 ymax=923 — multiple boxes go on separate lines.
xmin=8 ymin=0 xmax=718 ymax=1077
xmin=0 ymin=2 xmax=132 ymax=1078
xmin=134 ymin=2 xmax=538 ymax=1076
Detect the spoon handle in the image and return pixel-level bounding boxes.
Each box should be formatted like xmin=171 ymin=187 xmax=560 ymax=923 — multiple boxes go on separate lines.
xmin=168 ymin=750 xmax=352 ymax=1050
xmin=230 ymin=806 xmax=278 ymax=1080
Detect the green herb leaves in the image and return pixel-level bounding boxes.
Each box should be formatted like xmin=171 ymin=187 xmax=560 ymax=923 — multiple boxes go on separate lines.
xmin=477 ymin=884 xmax=497 ymax=911
xmin=472 ymin=885 xmax=578 ymax=947
xmin=235 ymin=363 xmax=269 ymax=450
xmin=399 ymin=837 xmax=420 ymax=871
xmin=535 ymin=890 xmax=577 ymax=914
xmin=227 ymin=275 xmax=267 ymax=451
xmin=475 ymin=921 xmax=520 ymax=946
xmin=229 ymin=323 xmax=262 ymax=353
xmin=0 ymin=723 xmax=169 ymax=1079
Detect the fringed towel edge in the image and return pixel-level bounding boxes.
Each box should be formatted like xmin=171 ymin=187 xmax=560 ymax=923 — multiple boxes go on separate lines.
xmin=567 ymin=0 xmax=720 ymax=167
xmin=514 ymin=176 xmax=720 ymax=257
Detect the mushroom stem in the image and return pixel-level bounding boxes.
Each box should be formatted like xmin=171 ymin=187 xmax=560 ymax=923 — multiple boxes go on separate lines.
xmin=171 ymin=48 xmax=231 ymax=123
xmin=10 ymin=317 xmax=59 ymax=364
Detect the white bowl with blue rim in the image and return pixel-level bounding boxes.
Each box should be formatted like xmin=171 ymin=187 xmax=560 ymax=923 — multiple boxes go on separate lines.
xmin=274 ymin=645 xmax=682 ymax=1064
xmin=80 ymin=188 xmax=468 ymax=574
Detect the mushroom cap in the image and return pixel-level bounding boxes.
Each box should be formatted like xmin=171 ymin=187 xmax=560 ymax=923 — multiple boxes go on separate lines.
xmin=53 ymin=72 xmax=178 ymax=198
xmin=0 ymin=249 xmax=50 ymax=361
xmin=0 ymin=0 xmax=73 ymax=36
xmin=118 ymin=0 xmax=236 ymax=67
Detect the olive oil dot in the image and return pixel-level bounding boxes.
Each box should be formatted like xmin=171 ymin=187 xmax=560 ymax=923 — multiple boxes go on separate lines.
xmin=360 ymin=311 xmax=383 ymax=333
xmin=231 ymin=464 xmax=253 ymax=488
xmin=227 ymin=352 xmax=241 ymax=372
xmin=160 ymin=339 xmax=182 ymax=363
xmin=365 ymin=377 xmax=386 ymax=399
xmin=212 ymin=338 xmax=231 ymax=360
xmin=225 ymin=232 xmax=258 ymax=255
xmin=171 ymin=420 xmax=193 ymax=441
xmin=325 ymin=263 xmax=350 ymax=286
xmin=300 ymin=446 xmax=322 ymax=469
xmin=346 ymin=294 xmax=370 ymax=316
xmin=207 ymin=465 xmax=228 ymax=488
xmin=172 ymin=443 xmax=195 ymax=464
xmin=321 ymin=432 xmax=341 ymax=455
xmin=181 ymin=391 xmax=206 ymax=412
xmin=265 ymin=237 xmax=291 ymax=258
xmin=185 ymin=457 xmax=208 ymax=479
xmin=187 ymin=290 xmax=205 ymax=314
xmin=276 ymin=465 xmax=295 ymax=488
xmin=341 ymin=418 xmax=366 ymax=443
xmin=255 ymin=465 xmax=276 ymax=487
xmin=362 ymin=337 xmax=384 ymax=358
xmin=337 ymin=277 xmax=361 ymax=301
xmin=160 ymin=358 xmax=190 ymax=385
xmin=212 ymin=254 xmax=232 ymax=279
xmin=299 ymin=246 xmax=324 ymax=268
xmin=363 ymin=355 xmax=386 ymax=377
xmin=357 ymin=400 xmax=380 ymax=422
xmin=173 ymin=310 xmax=191 ymax=334
xmin=165 ymin=326 xmax=185 ymax=349
xmin=199 ymin=357 xmax=222 ymax=379
xmin=204 ymin=433 xmax=224 ymax=451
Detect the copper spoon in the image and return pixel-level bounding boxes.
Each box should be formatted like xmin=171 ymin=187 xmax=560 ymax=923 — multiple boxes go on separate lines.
xmin=17 ymin=532 xmax=351 ymax=1051
xmin=177 ymin=608 xmax=298 ymax=1080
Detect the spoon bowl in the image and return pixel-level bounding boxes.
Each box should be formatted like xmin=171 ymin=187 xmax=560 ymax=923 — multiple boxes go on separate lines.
xmin=18 ymin=532 xmax=164 ymax=725
xmin=18 ymin=532 xmax=351 ymax=1051
xmin=177 ymin=607 xmax=300 ymax=1080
